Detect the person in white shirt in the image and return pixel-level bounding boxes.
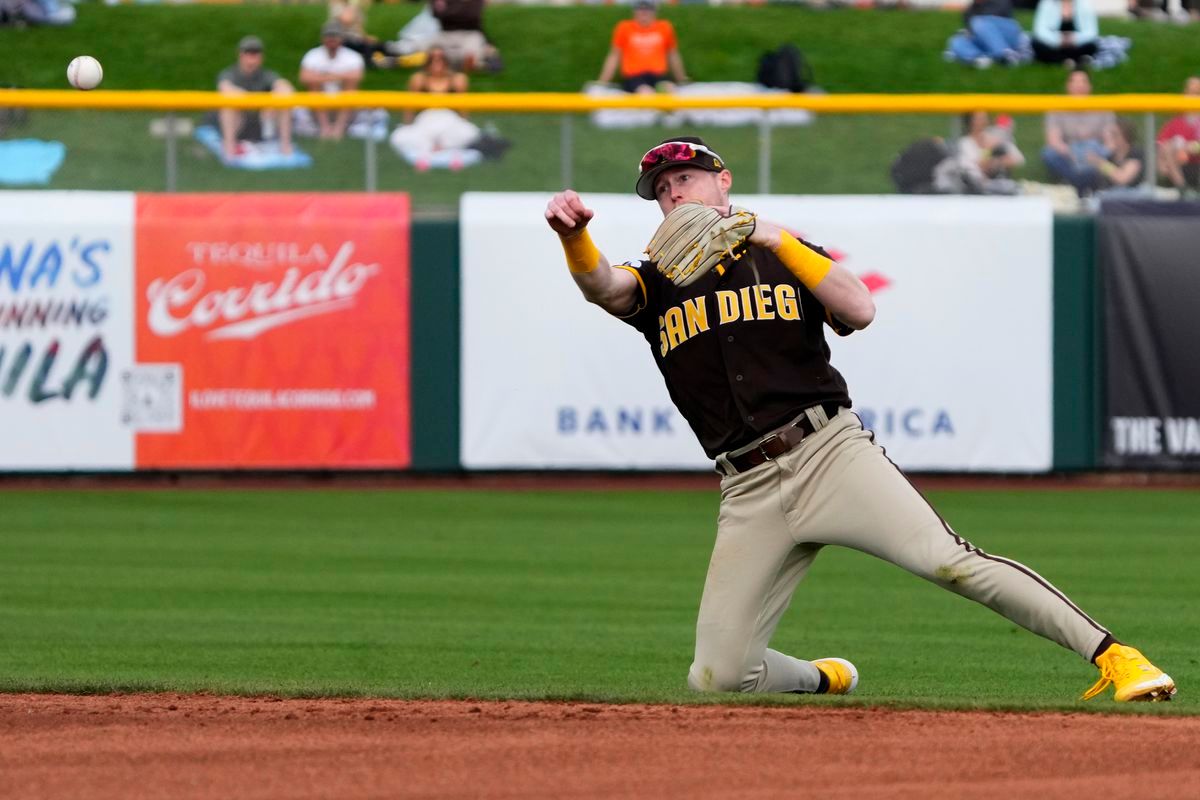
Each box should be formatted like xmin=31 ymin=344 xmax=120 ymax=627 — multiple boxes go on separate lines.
xmin=299 ymin=21 xmax=366 ymax=140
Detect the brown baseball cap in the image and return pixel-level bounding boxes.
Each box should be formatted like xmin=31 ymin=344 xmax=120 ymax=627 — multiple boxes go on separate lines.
xmin=635 ymin=136 xmax=727 ymax=200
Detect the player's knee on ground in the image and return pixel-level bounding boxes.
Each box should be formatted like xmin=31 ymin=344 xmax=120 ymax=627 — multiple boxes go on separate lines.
xmin=687 ymin=661 xmax=750 ymax=693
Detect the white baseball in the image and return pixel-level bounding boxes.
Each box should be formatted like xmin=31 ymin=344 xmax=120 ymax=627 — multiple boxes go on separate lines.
xmin=67 ymin=56 xmax=104 ymax=91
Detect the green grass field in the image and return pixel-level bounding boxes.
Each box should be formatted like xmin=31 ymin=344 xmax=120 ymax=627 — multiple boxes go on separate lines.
xmin=1 ymin=487 xmax=1195 ymax=713
xmin=2 ymin=6 xmax=1199 ymax=206
xmin=5 ymin=5 xmax=1198 ymax=94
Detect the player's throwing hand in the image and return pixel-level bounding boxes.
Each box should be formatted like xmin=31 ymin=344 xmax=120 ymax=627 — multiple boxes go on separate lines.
xmin=545 ymin=190 xmax=595 ymax=238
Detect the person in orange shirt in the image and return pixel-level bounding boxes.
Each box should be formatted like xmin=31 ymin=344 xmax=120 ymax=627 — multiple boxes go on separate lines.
xmin=597 ymin=0 xmax=689 ymax=95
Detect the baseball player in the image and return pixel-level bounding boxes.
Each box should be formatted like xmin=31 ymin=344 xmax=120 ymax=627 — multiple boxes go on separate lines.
xmin=543 ymin=135 xmax=1176 ymax=702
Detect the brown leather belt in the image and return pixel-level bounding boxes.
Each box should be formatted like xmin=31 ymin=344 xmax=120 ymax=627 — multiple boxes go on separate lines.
xmin=718 ymin=403 xmax=843 ymax=476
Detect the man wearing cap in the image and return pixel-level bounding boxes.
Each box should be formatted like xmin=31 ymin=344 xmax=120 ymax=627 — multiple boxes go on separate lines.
xmin=540 ymin=136 xmax=1177 ymax=703
xmin=299 ymin=22 xmax=366 ymax=141
xmin=597 ymin=0 xmax=688 ymax=94
xmin=217 ymin=36 xmax=295 ymax=159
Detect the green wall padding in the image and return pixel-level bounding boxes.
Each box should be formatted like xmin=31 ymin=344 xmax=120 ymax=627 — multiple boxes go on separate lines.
xmin=410 ymin=215 xmax=1103 ymax=472
xmin=1052 ymin=214 xmax=1099 ymax=471
xmin=409 ymin=218 xmax=461 ymax=471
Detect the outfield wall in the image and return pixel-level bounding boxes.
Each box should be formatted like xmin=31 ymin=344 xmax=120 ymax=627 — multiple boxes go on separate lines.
xmin=418 ymin=207 xmax=1106 ymax=473
xmin=0 ymin=191 xmax=1148 ymax=473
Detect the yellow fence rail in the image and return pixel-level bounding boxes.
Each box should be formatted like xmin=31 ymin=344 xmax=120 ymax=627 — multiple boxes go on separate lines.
xmin=3 ymin=90 xmax=1200 ymax=113
xmin=3 ymin=90 xmax=1194 ymax=194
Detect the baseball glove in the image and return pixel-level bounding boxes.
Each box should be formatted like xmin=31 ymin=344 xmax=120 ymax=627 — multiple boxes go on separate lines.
xmin=646 ymin=202 xmax=757 ymax=287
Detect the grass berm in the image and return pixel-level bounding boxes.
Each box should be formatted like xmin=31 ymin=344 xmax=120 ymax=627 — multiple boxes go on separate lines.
xmin=1 ymin=5 xmax=1197 ymax=208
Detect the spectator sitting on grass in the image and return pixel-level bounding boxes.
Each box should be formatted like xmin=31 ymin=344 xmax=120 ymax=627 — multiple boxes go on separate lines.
xmin=1041 ymin=69 xmax=1113 ymax=195
xmin=1156 ymin=76 xmax=1200 ymax=196
xmin=327 ymin=0 xmax=398 ymax=69
xmin=430 ymin=0 xmax=503 ymax=73
xmin=299 ymin=22 xmax=366 ymax=141
xmin=1032 ymin=0 xmax=1100 ymax=67
xmin=597 ymin=0 xmax=688 ymax=95
xmin=1085 ymin=118 xmax=1146 ymax=196
xmin=957 ymin=111 xmax=1026 ymax=192
xmin=1127 ymin=0 xmax=1199 ymax=22
xmin=10 ymin=0 xmax=73 ymax=26
xmin=945 ymin=0 xmax=1030 ymax=68
xmin=392 ymin=45 xmax=479 ymax=169
xmin=404 ymin=45 xmax=468 ymax=124
xmin=217 ymin=35 xmax=294 ymax=159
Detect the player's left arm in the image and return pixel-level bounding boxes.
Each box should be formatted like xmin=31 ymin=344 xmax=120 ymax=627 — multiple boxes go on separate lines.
xmin=597 ymin=48 xmax=621 ymax=84
xmin=668 ymin=49 xmax=688 ymax=84
xmin=748 ymin=217 xmax=875 ymax=330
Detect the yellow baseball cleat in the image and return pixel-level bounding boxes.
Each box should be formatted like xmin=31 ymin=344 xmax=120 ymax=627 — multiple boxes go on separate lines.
xmin=1082 ymin=644 xmax=1176 ymax=702
xmin=812 ymin=657 xmax=859 ymax=695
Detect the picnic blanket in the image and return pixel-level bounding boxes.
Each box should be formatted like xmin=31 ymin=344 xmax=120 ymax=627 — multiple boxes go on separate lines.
xmin=0 ymin=139 xmax=65 ymax=185
xmin=195 ymin=125 xmax=313 ymax=170
xmin=292 ymin=108 xmax=390 ymax=143
xmin=588 ymin=82 xmax=817 ymax=130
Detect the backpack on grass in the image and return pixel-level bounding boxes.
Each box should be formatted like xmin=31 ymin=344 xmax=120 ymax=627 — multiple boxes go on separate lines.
xmin=756 ymin=44 xmax=814 ymax=93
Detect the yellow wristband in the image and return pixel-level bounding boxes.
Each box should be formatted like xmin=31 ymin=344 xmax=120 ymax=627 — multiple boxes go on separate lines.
xmin=560 ymin=229 xmax=601 ymax=274
xmin=774 ymin=231 xmax=832 ymax=289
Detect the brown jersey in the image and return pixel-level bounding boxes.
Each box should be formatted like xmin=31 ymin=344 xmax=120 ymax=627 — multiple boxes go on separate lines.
xmin=616 ymin=242 xmax=853 ymax=458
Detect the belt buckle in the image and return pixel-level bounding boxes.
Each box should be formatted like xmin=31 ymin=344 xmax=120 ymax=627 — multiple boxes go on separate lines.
xmin=756 ymin=432 xmax=781 ymax=462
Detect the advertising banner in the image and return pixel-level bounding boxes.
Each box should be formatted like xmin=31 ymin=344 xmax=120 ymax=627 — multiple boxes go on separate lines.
xmin=0 ymin=192 xmax=136 ymax=470
xmin=134 ymin=194 xmax=411 ymax=468
xmin=1100 ymin=200 xmax=1200 ymax=469
xmin=460 ymin=193 xmax=1053 ymax=472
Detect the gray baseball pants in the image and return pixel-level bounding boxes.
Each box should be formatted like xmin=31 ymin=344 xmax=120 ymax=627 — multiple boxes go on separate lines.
xmin=688 ymin=408 xmax=1110 ymax=693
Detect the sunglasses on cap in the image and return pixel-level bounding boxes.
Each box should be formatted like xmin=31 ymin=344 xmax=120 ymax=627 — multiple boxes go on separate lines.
xmin=638 ymin=141 xmax=723 ymax=174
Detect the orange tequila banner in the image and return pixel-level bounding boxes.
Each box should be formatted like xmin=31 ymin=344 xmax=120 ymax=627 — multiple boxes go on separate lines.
xmin=134 ymin=194 xmax=411 ymax=468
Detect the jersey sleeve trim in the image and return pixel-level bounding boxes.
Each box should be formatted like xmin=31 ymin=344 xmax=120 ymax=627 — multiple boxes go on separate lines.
xmin=612 ymin=262 xmax=648 ymax=320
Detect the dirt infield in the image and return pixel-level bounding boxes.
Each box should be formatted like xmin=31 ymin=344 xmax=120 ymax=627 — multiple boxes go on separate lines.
xmin=3 ymin=694 xmax=1199 ymax=799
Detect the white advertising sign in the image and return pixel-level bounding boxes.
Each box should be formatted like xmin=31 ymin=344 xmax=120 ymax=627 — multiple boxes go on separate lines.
xmin=755 ymin=195 xmax=1053 ymax=471
xmin=461 ymin=193 xmax=1053 ymax=472
xmin=461 ymin=193 xmax=707 ymax=469
xmin=0 ymin=192 xmax=137 ymax=469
